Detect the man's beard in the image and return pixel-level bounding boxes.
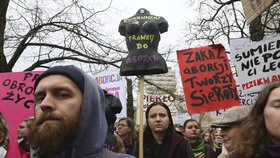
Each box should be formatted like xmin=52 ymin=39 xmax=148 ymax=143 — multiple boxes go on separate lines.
xmin=28 ymin=112 xmax=79 ymax=157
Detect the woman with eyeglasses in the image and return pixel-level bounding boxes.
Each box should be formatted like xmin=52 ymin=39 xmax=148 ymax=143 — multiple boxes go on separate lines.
xmin=183 ymin=119 xmax=217 ymax=158
xmin=116 ymin=117 xmax=136 ymax=155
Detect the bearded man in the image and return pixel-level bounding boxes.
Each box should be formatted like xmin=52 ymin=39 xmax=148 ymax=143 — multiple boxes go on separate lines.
xmin=28 ymin=65 xmax=134 ymax=158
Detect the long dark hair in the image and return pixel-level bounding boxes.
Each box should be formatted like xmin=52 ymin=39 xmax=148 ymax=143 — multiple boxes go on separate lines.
xmin=183 ymin=119 xmax=201 ymax=140
xmin=234 ymin=82 xmax=280 ymax=157
xmin=143 ymin=102 xmax=175 ymax=158
xmin=183 ymin=119 xmax=200 ymax=131
xmin=145 ymin=102 xmax=174 ymax=127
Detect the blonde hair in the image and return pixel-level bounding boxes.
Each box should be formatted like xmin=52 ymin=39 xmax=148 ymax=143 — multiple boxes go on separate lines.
xmin=0 ymin=114 xmax=8 ymax=146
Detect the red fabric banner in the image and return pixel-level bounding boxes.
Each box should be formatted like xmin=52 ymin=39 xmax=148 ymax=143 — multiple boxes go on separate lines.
xmin=177 ymin=44 xmax=240 ymax=114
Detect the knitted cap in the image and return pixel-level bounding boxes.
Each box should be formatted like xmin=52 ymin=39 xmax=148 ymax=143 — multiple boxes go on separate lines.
xmin=34 ymin=65 xmax=84 ymax=93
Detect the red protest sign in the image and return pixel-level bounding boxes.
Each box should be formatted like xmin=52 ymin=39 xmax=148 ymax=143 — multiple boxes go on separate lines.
xmin=0 ymin=71 xmax=42 ymax=158
xmin=177 ymin=44 xmax=240 ymax=114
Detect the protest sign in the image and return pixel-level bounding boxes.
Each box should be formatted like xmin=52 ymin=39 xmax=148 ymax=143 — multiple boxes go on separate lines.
xmin=0 ymin=71 xmax=42 ymax=158
xmin=177 ymin=44 xmax=240 ymax=114
xmin=94 ymin=69 xmax=127 ymax=119
xmin=230 ymin=37 xmax=251 ymax=66
xmin=175 ymin=112 xmax=191 ymax=125
xmin=232 ymin=35 xmax=280 ymax=95
xmin=241 ymin=0 xmax=277 ymax=24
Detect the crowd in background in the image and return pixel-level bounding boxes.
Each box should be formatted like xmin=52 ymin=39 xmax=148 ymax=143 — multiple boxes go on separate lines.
xmin=103 ymin=81 xmax=280 ymax=158
xmin=0 ymin=65 xmax=279 ymax=158
xmin=105 ymin=81 xmax=280 ymax=158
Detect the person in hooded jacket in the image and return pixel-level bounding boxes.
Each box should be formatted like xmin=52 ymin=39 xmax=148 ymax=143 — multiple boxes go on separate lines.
xmin=28 ymin=65 xmax=134 ymax=158
xmin=134 ymin=102 xmax=194 ymax=158
xmin=103 ymin=90 xmax=126 ymax=153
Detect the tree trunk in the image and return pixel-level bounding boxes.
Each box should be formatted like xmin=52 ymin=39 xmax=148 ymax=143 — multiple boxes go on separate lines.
xmin=249 ymin=16 xmax=264 ymax=42
xmin=0 ymin=0 xmax=10 ymax=72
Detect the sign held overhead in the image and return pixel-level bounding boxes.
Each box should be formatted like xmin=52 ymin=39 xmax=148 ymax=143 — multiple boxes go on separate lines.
xmin=241 ymin=0 xmax=277 ymax=24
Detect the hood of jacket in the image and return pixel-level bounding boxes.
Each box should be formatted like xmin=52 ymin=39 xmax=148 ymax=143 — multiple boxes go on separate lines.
xmin=73 ymin=66 xmax=107 ymax=157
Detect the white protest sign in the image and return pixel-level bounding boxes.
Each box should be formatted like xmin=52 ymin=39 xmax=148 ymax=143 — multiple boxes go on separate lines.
xmin=230 ymin=38 xmax=251 ymax=66
xmin=233 ymin=35 xmax=280 ymax=95
xmin=94 ymin=69 xmax=127 ymax=119
xmin=175 ymin=112 xmax=191 ymax=125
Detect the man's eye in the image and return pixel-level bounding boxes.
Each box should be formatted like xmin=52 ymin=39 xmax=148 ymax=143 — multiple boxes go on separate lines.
xmin=57 ymin=92 xmax=70 ymax=98
xmin=35 ymin=95 xmax=45 ymax=104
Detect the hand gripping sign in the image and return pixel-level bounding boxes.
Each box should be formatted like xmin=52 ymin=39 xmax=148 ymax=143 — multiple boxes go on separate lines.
xmin=118 ymin=8 xmax=169 ymax=76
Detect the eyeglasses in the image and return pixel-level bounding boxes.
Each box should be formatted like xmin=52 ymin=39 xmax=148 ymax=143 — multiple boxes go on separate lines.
xmin=117 ymin=124 xmax=128 ymax=127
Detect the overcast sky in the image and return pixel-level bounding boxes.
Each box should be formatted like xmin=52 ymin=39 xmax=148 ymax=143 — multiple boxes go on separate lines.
xmin=97 ymin=0 xmax=197 ymax=92
xmin=11 ymin=0 xmax=197 ymax=71
xmin=99 ymin=0 xmax=197 ymax=48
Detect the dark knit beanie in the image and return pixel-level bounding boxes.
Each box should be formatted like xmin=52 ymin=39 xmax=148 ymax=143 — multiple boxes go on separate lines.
xmin=34 ymin=65 xmax=85 ymax=93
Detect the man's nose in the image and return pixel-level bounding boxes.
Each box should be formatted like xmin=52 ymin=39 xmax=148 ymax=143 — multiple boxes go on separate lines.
xmin=39 ymin=95 xmax=55 ymax=112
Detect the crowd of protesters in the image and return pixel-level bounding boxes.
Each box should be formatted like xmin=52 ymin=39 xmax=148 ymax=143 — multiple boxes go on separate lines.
xmin=0 ymin=65 xmax=279 ymax=158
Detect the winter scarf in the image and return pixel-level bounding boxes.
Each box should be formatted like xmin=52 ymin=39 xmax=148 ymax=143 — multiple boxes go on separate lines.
xmin=188 ymin=137 xmax=205 ymax=158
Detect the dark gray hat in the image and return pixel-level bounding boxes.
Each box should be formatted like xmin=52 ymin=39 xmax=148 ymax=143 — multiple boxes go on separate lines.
xmin=211 ymin=105 xmax=251 ymax=128
xmin=34 ymin=65 xmax=84 ymax=93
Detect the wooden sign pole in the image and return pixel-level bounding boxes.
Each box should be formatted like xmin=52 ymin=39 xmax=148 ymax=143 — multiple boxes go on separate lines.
xmin=138 ymin=75 xmax=144 ymax=158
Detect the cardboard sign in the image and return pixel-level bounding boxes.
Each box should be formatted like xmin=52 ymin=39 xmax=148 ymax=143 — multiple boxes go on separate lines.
xmin=177 ymin=44 xmax=240 ymax=114
xmin=0 ymin=71 xmax=42 ymax=158
xmin=241 ymin=0 xmax=277 ymax=24
xmin=232 ymin=34 xmax=280 ymax=95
